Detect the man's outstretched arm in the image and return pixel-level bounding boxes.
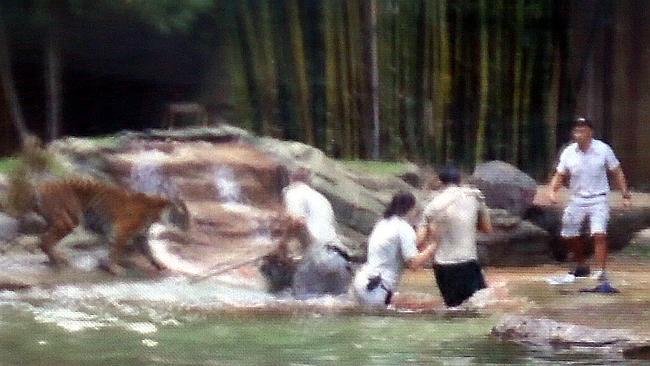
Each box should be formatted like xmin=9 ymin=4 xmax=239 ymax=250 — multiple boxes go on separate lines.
xmin=548 ymin=171 xmax=567 ymax=204
xmin=611 ymin=166 xmax=631 ymax=206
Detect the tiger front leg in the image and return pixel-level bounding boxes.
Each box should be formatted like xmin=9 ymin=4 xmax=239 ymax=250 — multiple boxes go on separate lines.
xmin=39 ymin=226 xmax=72 ymax=268
xmin=102 ymin=243 xmax=127 ymax=276
xmin=103 ymin=220 xmax=147 ymax=276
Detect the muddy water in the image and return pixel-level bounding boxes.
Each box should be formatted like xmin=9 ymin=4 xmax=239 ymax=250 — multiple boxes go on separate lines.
xmin=2 ymin=255 xmax=649 ymax=365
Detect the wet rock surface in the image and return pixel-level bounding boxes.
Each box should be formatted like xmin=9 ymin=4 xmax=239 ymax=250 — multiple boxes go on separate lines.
xmin=4 ymin=126 xmax=650 ymax=277
xmin=492 ymin=315 xmax=634 ymax=347
xmin=471 ymin=161 xmax=537 ymax=217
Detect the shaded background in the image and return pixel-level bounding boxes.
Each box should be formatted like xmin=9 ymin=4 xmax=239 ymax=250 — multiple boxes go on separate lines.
xmin=0 ymin=0 xmax=648 ymax=187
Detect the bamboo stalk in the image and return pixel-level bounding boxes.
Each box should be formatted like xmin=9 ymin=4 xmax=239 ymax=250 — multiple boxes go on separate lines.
xmin=475 ymin=0 xmax=489 ymax=163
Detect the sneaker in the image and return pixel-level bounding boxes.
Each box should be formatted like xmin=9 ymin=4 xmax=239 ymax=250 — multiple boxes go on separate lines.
xmin=546 ymin=273 xmax=576 ymax=285
xmin=570 ymin=266 xmax=591 ymax=277
xmin=579 ymin=281 xmax=620 ymax=294
xmin=591 ymin=270 xmax=608 ymax=282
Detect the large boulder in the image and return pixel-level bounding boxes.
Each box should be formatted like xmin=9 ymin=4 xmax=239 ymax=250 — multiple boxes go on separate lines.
xmin=492 ymin=315 xmax=634 ymax=348
xmin=477 ymin=209 xmax=551 ymax=266
xmin=12 ymin=126 xmax=575 ymax=270
xmin=0 ymin=212 xmax=19 ymax=244
xmin=472 ymin=161 xmax=537 ymax=217
xmin=526 ymin=205 xmax=650 ymax=259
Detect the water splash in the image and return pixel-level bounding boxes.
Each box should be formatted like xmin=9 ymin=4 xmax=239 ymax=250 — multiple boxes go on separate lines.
xmin=147 ymin=223 xmax=204 ymax=276
xmin=129 ymin=150 xmax=176 ymax=197
xmin=213 ymin=166 xmax=244 ymax=204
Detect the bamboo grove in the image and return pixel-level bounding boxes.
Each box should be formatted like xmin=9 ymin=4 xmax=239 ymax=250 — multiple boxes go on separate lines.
xmin=222 ymin=0 xmax=568 ymax=179
xmin=1 ymin=1 xmax=603 ymax=180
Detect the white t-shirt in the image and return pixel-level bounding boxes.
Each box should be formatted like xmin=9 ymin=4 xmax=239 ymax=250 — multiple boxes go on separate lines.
xmin=420 ymin=186 xmax=488 ymax=265
xmin=556 ymin=139 xmax=620 ymax=203
xmin=362 ymin=216 xmax=418 ymax=290
xmin=283 ymin=182 xmax=338 ymax=248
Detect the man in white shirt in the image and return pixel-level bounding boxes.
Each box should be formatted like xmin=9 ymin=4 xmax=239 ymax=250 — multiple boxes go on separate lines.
xmin=549 ymin=117 xmax=631 ymax=281
xmin=418 ymin=165 xmax=492 ymax=307
xmin=264 ymin=167 xmax=352 ymax=298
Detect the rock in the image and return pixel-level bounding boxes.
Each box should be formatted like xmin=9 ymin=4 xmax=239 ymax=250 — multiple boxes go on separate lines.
xmin=477 ymin=209 xmax=551 ymax=266
xmin=526 ymin=205 xmax=650 ymax=259
xmin=624 ymin=343 xmax=650 ymax=360
xmin=472 ymin=161 xmax=537 ymax=217
xmin=0 ymin=212 xmax=19 ymax=242
xmin=0 ymin=276 xmax=32 ymax=291
xmin=18 ymin=212 xmax=47 ymax=235
xmin=492 ymin=315 xmax=633 ymax=348
xmin=631 ymin=228 xmax=650 ymax=246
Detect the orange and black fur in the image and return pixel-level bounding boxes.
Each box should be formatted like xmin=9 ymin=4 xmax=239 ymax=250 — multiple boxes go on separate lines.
xmin=33 ymin=178 xmax=189 ymax=274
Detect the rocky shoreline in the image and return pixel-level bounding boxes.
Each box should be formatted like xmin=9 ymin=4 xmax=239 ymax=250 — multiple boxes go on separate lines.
xmin=1 ymin=125 xmax=650 ymax=359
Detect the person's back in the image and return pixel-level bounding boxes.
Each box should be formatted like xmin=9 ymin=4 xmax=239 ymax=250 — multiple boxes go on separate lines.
xmin=418 ymin=165 xmax=491 ymax=307
xmin=365 ymin=216 xmax=416 ymax=290
xmin=279 ymin=174 xmax=351 ymax=298
xmin=283 ymin=182 xmax=337 ymax=248
xmin=427 ymin=186 xmax=484 ymax=265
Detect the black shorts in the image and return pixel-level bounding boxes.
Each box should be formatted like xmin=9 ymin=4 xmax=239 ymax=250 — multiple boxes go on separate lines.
xmin=433 ymin=260 xmax=486 ymax=307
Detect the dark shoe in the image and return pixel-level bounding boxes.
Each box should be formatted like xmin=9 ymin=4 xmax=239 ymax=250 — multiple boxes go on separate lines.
xmin=570 ymin=265 xmax=591 ymax=277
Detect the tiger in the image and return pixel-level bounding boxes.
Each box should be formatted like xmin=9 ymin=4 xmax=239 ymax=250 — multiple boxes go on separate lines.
xmin=31 ymin=177 xmax=190 ymax=275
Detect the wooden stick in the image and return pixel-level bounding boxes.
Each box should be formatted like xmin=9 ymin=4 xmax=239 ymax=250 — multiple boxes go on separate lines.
xmin=189 ymin=254 xmax=267 ymax=284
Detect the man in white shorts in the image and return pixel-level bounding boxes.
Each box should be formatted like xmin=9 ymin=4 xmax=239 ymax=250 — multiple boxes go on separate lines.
xmin=549 ymin=117 xmax=631 ymax=281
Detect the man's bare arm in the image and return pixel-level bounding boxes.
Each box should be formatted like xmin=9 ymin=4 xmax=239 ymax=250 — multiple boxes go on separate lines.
xmin=478 ymin=209 xmax=492 ymax=233
xmin=416 ymin=224 xmax=430 ymax=250
xmin=611 ymin=166 xmax=631 ymax=205
xmin=406 ymin=243 xmax=436 ymax=269
xmin=548 ymin=171 xmax=567 ymax=203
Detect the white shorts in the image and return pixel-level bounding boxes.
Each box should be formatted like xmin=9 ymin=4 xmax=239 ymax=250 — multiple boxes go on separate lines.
xmin=560 ymin=200 xmax=610 ymax=238
xmin=352 ymin=267 xmax=392 ymax=306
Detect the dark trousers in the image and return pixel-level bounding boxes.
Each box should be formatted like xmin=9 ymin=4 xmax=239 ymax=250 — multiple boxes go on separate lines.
xmin=433 ymin=260 xmax=486 ymax=307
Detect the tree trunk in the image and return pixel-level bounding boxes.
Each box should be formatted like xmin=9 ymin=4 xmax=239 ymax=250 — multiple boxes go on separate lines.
xmin=45 ymin=0 xmax=64 ymax=142
xmin=492 ymin=0 xmax=504 ymax=160
xmin=304 ymin=0 xmax=327 ymax=150
xmin=345 ymin=0 xmax=363 ymax=157
xmin=436 ymin=0 xmax=451 ymax=164
xmin=475 ymin=0 xmax=489 ymax=163
xmin=520 ymin=48 xmax=535 ymax=168
xmin=235 ymin=1 xmax=264 ymax=134
xmin=287 ymin=0 xmax=314 ymax=145
xmin=0 ymin=10 xmax=29 ymax=145
xmin=271 ymin=0 xmax=299 ymax=140
xmin=256 ymin=0 xmax=280 ymax=136
xmin=511 ymin=0 xmax=524 ymax=164
xmin=360 ymin=0 xmax=380 ymax=159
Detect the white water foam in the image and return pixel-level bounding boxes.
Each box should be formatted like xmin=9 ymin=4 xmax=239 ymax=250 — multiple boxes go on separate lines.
xmin=213 ymin=166 xmax=245 ymax=204
xmin=129 ymin=150 xmax=176 ymax=196
xmin=147 ymin=223 xmax=204 ymax=276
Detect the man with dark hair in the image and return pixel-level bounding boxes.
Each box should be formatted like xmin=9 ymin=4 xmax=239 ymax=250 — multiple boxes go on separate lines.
xmin=549 ymin=116 xmax=631 ymax=284
xmin=418 ymin=165 xmax=492 ymax=307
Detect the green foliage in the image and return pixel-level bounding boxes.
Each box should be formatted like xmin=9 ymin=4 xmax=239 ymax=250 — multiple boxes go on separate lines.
xmin=82 ymin=135 xmax=121 ymax=149
xmin=0 ymin=157 xmax=20 ymax=175
xmin=65 ymin=0 xmax=216 ymax=33
xmin=339 ymin=160 xmax=413 ymax=177
xmin=114 ymin=0 xmax=216 ymax=33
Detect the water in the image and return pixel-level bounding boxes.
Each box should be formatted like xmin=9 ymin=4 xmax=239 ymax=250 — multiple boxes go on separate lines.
xmin=129 ymin=150 xmax=177 ymax=196
xmin=0 ymin=276 xmax=635 ymax=366
xmin=213 ymin=166 xmax=245 ymax=205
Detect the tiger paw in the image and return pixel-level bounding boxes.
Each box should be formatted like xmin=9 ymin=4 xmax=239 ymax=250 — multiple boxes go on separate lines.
xmin=98 ymin=258 xmax=126 ymax=276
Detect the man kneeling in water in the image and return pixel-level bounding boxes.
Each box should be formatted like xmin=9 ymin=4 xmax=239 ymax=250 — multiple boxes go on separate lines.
xmin=261 ymin=167 xmax=352 ymax=298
